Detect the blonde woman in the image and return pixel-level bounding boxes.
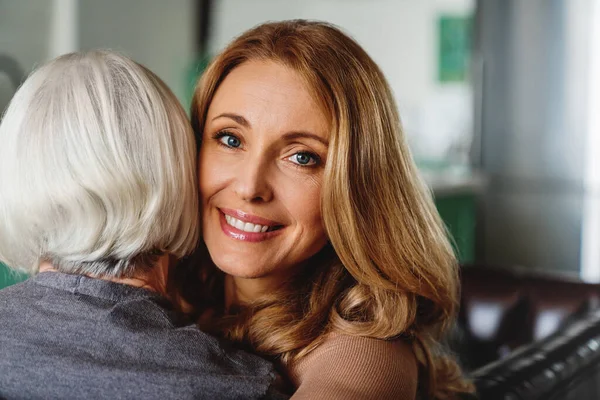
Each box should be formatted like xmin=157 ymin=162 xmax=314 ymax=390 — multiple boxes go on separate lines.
xmin=183 ymin=20 xmax=475 ymax=399
xmin=0 ymin=50 xmax=285 ymax=399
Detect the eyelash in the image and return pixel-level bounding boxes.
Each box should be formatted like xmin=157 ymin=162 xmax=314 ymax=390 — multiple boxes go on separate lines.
xmin=211 ymin=131 xmax=321 ymax=168
xmin=213 ymin=131 xmax=241 ymax=149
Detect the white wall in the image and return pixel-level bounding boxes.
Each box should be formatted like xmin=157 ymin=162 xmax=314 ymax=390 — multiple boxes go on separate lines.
xmin=209 ymin=0 xmax=475 ymax=162
xmin=0 ymin=0 xmax=196 ymax=107
xmin=0 ymin=0 xmax=53 ymax=114
xmin=0 ymin=0 xmax=53 ymax=72
xmin=79 ymin=0 xmax=195 ymax=104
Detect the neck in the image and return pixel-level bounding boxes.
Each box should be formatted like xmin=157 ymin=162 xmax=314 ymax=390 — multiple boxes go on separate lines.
xmin=38 ymin=255 xmax=171 ymax=297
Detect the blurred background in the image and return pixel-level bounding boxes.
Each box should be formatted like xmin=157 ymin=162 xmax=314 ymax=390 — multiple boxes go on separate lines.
xmin=1 ymin=0 xmax=600 ymax=378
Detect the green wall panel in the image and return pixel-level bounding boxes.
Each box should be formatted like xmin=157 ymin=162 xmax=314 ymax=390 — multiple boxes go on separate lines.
xmin=435 ymin=193 xmax=476 ymax=264
xmin=0 ymin=262 xmax=27 ymax=289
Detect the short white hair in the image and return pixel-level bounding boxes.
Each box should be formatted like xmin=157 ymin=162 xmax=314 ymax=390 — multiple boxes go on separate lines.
xmin=0 ymin=50 xmax=199 ymax=277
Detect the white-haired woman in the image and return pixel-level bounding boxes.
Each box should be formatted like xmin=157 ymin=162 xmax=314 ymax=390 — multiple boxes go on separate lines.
xmin=0 ymin=50 xmax=286 ymax=400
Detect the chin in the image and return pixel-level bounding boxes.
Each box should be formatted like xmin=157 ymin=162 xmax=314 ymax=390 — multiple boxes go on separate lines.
xmin=211 ymin=254 xmax=275 ymax=279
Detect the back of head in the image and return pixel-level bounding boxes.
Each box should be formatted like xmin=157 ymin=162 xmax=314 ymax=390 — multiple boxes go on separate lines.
xmin=0 ymin=50 xmax=199 ymax=278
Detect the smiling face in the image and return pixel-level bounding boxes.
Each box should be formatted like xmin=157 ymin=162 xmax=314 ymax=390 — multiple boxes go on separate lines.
xmin=199 ymin=60 xmax=330 ymax=285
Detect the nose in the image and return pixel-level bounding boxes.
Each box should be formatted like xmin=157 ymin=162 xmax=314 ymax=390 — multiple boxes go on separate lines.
xmin=233 ymin=156 xmax=274 ymax=203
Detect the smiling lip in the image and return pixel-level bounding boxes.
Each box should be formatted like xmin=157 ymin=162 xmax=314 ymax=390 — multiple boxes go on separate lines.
xmin=218 ymin=208 xmax=284 ymax=242
xmin=219 ymin=208 xmax=282 ymax=226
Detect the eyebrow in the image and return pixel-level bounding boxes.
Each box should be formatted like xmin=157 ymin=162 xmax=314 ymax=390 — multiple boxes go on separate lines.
xmin=212 ymin=113 xmax=250 ymax=128
xmin=282 ymin=131 xmax=329 ymax=146
xmin=212 ymin=112 xmax=328 ymax=146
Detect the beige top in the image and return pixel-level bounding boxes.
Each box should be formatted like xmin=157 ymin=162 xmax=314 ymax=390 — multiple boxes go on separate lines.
xmin=288 ymin=334 xmax=418 ymax=399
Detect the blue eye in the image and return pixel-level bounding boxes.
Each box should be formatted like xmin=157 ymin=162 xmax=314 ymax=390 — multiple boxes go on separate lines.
xmin=219 ymin=134 xmax=241 ymax=148
xmin=289 ymin=152 xmax=318 ymax=166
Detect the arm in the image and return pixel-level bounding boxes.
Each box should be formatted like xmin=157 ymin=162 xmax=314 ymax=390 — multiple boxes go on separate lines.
xmin=290 ymin=334 xmax=418 ymax=400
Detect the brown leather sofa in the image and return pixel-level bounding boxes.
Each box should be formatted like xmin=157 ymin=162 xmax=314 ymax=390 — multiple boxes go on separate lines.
xmin=470 ymin=307 xmax=600 ymax=399
xmin=458 ymin=265 xmax=600 ymax=371
xmin=458 ymin=265 xmax=600 ymax=399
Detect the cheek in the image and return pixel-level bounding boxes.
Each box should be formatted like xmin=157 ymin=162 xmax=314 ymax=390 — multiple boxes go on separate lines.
xmin=198 ymin=148 xmax=227 ymax=203
xmin=283 ymin=176 xmax=325 ymax=234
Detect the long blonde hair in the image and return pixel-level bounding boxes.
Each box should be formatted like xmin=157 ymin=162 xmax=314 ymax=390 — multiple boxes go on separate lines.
xmin=190 ymin=20 xmax=473 ymax=398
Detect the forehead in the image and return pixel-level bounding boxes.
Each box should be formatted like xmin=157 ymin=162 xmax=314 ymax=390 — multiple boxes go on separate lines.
xmin=207 ymin=60 xmax=329 ymax=136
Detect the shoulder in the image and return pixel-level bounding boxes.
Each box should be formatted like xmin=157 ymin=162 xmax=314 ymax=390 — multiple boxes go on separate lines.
xmin=0 ymin=278 xmax=39 ymax=307
xmin=289 ymin=334 xmax=418 ymax=400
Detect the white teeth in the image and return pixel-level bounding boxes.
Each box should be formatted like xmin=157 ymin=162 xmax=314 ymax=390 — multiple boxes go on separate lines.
xmin=234 ymin=219 xmax=245 ymax=230
xmin=225 ymin=214 xmax=271 ymax=233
